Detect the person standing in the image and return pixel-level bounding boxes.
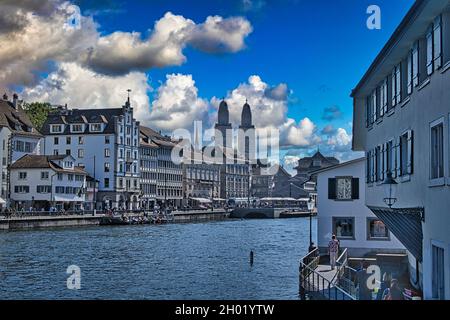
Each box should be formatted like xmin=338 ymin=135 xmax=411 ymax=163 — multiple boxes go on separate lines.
xmin=328 ymin=235 xmax=340 ymax=270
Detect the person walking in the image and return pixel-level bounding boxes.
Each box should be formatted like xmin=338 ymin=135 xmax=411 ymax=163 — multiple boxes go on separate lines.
xmin=382 ymin=279 xmax=404 ymax=300
xmin=328 ymin=235 xmax=340 ymax=270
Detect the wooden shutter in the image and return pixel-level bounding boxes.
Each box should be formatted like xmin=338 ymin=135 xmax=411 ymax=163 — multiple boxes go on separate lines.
xmin=328 ymin=178 xmax=337 ymax=200
xmin=352 ymin=178 xmax=359 ymax=200
xmin=407 ymin=130 xmax=414 ymax=175
xmin=366 ymin=154 xmax=370 ymax=183
xmin=381 ymin=143 xmax=386 ymax=182
xmin=396 ymin=138 xmax=402 ymax=177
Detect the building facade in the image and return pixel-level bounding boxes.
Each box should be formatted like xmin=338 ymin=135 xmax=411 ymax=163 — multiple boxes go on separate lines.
xmin=0 ymin=94 xmax=42 ymax=208
xmin=352 ymin=0 xmax=450 ymax=299
xmin=9 ymin=155 xmax=87 ymax=211
xmin=182 ymin=152 xmax=221 ymax=204
xmin=139 ymin=126 xmax=183 ymax=208
xmin=314 ymin=158 xmax=405 ymax=258
xmin=42 ymin=98 xmax=140 ymax=210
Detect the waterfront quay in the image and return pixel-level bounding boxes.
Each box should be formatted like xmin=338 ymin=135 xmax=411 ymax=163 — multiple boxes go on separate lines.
xmin=0 ymin=206 xmax=311 ymax=231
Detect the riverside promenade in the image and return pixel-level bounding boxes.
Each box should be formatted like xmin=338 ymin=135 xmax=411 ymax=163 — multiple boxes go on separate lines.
xmin=0 ymin=209 xmax=230 ymax=231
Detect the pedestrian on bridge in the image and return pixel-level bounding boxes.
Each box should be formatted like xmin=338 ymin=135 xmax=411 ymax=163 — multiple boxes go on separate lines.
xmin=328 ymin=235 xmax=340 ymax=270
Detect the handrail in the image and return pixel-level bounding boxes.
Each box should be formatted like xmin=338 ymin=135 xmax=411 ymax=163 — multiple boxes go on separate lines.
xmin=299 ymin=260 xmax=355 ymax=300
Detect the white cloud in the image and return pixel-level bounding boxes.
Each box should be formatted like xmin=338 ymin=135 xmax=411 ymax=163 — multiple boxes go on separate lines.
xmin=212 ymin=75 xmax=320 ymax=148
xmin=0 ymin=2 xmax=252 ymax=88
xmin=327 ymin=128 xmax=352 ymax=152
xmin=147 ymin=74 xmax=210 ymax=132
xmin=21 ymin=62 xmax=152 ymax=122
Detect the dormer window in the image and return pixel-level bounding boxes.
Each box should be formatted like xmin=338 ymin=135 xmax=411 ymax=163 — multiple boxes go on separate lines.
xmin=90 ymin=124 xmax=102 ymax=132
xmin=51 ymin=125 xmax=63 ymax=133
xmin=72 ymin=124 xmax=84 ymax=133
xmin=313 ymin=160 xmax=322 ymax=167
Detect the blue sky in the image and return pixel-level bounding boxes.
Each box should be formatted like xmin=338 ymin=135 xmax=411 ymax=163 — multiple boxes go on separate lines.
xmin=77 ymin=0 xmax=413 ymax=134
xmin=1 ymin=0 xmax=416 ymax=172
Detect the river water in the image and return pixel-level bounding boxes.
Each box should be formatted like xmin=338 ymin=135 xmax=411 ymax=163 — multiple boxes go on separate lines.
xmin=0 ymin=218 xmax=317 ymax=300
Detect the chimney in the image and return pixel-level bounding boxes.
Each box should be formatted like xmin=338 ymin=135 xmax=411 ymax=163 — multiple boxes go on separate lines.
xmin=12 ymin=93 xmax=18 ymax=109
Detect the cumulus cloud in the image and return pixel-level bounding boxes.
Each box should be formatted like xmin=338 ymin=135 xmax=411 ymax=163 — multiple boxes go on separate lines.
xmin=211 ymin=75 xmax=320 ymax=148
xmin=321 ymin=124 xmax=337 ymax=136
xmin=0 ymin=1 xmax=98 ymax=89
xmin=0 ymin=1 xmax=252 ymax=88
xmin=322 ymin=105 xmax=343 ymax=121
xmin=21 ymin=62 xmax=152 ymax=122
xmin=147 ymin=74 xmax=210 ymax=132
xmin=326 ymin=128 xmax=352 ymax=153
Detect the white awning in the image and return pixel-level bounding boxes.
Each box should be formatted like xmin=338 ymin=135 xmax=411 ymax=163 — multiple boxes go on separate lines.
xmin=0 ymin=197 xmax=6 ymax=204
xmin=190 ymin=198 xmax=212 ymax=203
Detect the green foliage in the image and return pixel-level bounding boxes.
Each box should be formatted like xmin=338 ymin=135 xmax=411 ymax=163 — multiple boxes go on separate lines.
xmin=22 ymin=102 xmax=54 ymax=131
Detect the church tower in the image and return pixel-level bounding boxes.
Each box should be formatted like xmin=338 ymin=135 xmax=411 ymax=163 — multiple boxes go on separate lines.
xmin=239 ymin=100 xmax=255 ymax=161
xmin=215 ymin=99 xmax=232 ymax=150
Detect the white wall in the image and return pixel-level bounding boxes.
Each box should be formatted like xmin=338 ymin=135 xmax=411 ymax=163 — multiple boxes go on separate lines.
xmin=317 ymin=159 xmax=404 ymax=256
xmin=44 ymin=134 xmax=115 ymax=191
xmin=10 ymin=168 xmax=86 ymax=203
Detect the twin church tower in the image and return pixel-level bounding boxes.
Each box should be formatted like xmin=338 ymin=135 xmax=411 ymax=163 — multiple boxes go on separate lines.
xmin=215 ymin=99 xmax=255 ymax=161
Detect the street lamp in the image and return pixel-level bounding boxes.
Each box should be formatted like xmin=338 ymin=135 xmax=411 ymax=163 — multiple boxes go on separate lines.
xmin=307 ymin=196 xmax=315 ymax=248
xmin=382 ymin=172 xmax=398 ymax=208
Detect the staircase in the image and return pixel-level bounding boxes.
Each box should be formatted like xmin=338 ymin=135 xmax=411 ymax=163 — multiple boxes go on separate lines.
xmin=299 ymin=248 xmax=357 ymax=300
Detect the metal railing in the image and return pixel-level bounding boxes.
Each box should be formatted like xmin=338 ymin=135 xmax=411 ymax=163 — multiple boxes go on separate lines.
xmin=299 ymin=248 xmax=355 ymax=300
xmin=331 ymin=248 xmax=358 ymax=299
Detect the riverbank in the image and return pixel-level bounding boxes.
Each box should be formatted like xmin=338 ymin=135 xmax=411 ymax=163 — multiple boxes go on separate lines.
xmin=0 ymin=210 xmax=230 ymax=231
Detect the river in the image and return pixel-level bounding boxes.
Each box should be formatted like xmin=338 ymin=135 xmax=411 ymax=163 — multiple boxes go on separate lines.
xmin=0 ymin=218 xmax=317 ymax=300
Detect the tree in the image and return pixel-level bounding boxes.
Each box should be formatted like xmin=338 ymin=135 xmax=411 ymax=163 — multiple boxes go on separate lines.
xmin=22 ymin=102 xmax=54 ymax=131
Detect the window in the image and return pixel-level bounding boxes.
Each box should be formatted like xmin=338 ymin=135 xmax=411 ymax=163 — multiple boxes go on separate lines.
xmin=66 ymin=149 xmax=71 ymax=156
xmin=407 ymin=43 xmax=420 ymax=95
xmin=427 ymin=16 xmax=443 ymax=76
xmin=24 ymin=142 xmax=33 ymax=153
xmin=431 ymin=120 xmax=444 ymax=180
xmin=432 ymin=244 xmax=445 ymax=300
xmin=380 ymin=79 xmax=388 ymax=115
xmin=105 ymin=148 xmax=110 ymax=158
xmin=72 ymin=124 xmax=83 ymax=133
xmin=51 ymin=125 xmax=62 ymax=133
xmin=391 ymin=64 xmax=401 ymax=106
xmin=75 ymin=175 xmax=84 ymax=181
xmin=400 ymin=130 xmax=414 ymax=176
xmin=104 ymin=178 xmax=110 ymax=188
xmin=14 ymin=186 xmax=29 ymax=193
xmin=78 ymin=149 xmax=84 ymax=158
xmin=68 ymin=174 xmax=74 ymax=181
xmin=78 ymin=136 xmax=84 ymax=145
xmin=333 ymin=217 xmax=355 ymax=240
xmin=105 ymin=136 xmax=110 ymax=144
xmin=37 ymin=185 xmax=51 ymax=194
xmin=104 ymin=162 xmax=110 ymax=173
xmin=55 ymin=186 xmax=65 ymax=194
xmin=66 ymin=137 xmax=71 ymax=145
xmin=41 ymin=172 xmax=49 ymax=180
xmin=367 ymin=219 xmax=390 ymax=240
xmin=54 ymin=137 xmax=59 ymax=145
xmin=57 ymin=173 xmax=63 ymax=181
xmin=90 ymin=124 xmax=102 ymax=132
xmin=18 ymin=172 xmax=27 ymax=180
xmin=328 ymin=177 xmax=359 ymax=200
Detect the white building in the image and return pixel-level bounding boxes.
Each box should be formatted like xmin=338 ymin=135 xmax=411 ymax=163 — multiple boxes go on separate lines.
xmin=42 ymin=98 xmax=140 ymax=210
xmin=352 ymin=0 xmax=450 ymax=299
xmin=0 ymin=94 xmax=42 ymax=208
xmin=9 ymin=154 xmax=87 ymax=211
xmin=314 ymin=158 xmax=404 ymax=257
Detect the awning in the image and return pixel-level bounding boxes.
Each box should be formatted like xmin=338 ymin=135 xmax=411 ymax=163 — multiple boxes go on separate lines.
xmin=0 ymin=197 xmax=6 ymax=204
xmin=190 ymin=198 xmax=212 ymax=203
xmin=368 ymin=206 xmax=424 ymax=262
